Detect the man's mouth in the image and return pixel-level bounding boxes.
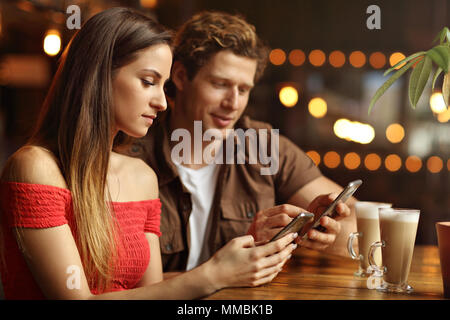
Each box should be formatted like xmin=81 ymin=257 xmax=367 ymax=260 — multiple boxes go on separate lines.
xmin=211 ymin=114 xmax=233 ymax=127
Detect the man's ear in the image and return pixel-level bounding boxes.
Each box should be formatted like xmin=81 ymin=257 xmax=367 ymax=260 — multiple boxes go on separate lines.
xmin=171 ymin=61 xmax=188 ymax=92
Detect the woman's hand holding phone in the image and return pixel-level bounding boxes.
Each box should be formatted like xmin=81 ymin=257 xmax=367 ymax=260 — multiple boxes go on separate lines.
xmin=246 ymin=204 xmax=309 ymax=242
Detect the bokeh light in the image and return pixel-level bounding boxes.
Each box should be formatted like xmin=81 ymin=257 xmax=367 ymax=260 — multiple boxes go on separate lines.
xmin=289 ymin=49 xmax=306 ymax=66
xmin=430 ymin=92 xmax=447 ymax=114
xmin=364 ymin=153 xmax=382 ymax=171
xmin=333 ymin=118 xmax=375 ymax=144
xmin=384 ymin=154 xmax=402 ymax=172
xmin=309 ymin=49 xmax=326 ymax=67
xmin=344 ymin=152 xmax=361 ymax=170
xmin=308 ymin=97 xmax=327 ymax=118
xmin=329 ymin=50 xmax=345 ymax=68
xmin=306 ymin=150 xmax=321 ymax=166
xmin=405 ymin=155 xmax=422 ymax=173
xmin=427 ymin=156 xmax=443 ymax=173
xmin=389 ymin=52 xmax=406 ymax=69
xmin=140 ymin=0 xmax=158 ymax=8
xmin=323 ymin=151 xmax=341 ymax=168
xmin=270 ymin=48 xmax=286 ymax=65
xmin=369 ymin=52 xmax=386 ymax=69
xmin=349 ymin=51 xmax=366 ymax=68
xmin=437 ymin=108 xmax=450 ymax=123
xmin=279 ymin=86 xmax=298 ymax=107
xmin=43 ymin=29 xmax=61 ymax=56
xmin=386 ymin=123 xmax=405 ymax=143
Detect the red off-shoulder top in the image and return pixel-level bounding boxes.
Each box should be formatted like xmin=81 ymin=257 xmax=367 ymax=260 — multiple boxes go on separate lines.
xmin=0 ymin=182 xmax=161 ymax=300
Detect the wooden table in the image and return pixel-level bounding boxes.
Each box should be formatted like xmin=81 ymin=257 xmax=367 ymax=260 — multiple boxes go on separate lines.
xmin=206 ymin=245 xmax=446 ymax=300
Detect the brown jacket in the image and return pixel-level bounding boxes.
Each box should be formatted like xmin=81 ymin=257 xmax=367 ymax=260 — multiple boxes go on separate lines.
xmin=128 ymin=111 xmax=322 ymax=271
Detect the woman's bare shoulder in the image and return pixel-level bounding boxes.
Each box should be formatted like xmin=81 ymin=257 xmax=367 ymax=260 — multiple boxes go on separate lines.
xmin=113 ymin=152 xmax=158 ymax=199
xmin=0 ymin=145 xmax=68 ymax=189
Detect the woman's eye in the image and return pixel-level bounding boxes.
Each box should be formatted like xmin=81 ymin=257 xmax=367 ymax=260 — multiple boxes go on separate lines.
xmin=142 ymin=79 xmax=155 ymax=86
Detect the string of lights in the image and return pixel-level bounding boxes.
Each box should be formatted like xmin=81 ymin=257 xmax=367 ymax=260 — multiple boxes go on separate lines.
xmin=306 ymin=150 xmax=449 ymax=174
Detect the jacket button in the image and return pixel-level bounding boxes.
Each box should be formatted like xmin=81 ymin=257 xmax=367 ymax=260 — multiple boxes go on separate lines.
xmin=246 ymin=211 xmax=255 ymax=219
xmin=131 ymin=146 xmax=140 ymax=153
xmin=165 ymin=244 xmax=173 ymax=251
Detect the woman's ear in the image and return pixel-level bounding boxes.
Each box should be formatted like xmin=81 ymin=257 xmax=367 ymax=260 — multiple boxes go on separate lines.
xmin=171 ymin=61 xmax=188 ymax=92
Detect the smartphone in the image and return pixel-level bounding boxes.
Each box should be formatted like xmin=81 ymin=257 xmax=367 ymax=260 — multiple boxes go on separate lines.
xmin=301 ymin=179 xmax=362 ymax=239
xmin=270 ymin=212 xmax=314 ymax=242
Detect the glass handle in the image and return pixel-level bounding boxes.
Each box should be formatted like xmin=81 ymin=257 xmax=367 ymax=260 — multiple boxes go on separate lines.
xmin=347 ymin=232 xmax=361 ymax=260
xmin=368 ymin=240 xmax=385 ymax=273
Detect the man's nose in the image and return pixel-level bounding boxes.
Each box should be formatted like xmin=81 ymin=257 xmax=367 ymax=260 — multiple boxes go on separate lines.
xmin=223 ymin=87 xmax=239 ymax=110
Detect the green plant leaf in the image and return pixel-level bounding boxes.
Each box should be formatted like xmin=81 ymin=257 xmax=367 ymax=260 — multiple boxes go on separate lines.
xmin=384 ymin=52 xmax=426 ymax=76
xmin=432 ymin=27 xmax=450 ymax=44
xmin=443 ymin=73 xmax=450 ymax=107
xmin=433 ymin=29 xmax=444 ymax=44
xmin=409 ymin=56 xmax=432 ymax=108
xmin=432 ymin=67 xmax=443 ymax=90
xmin=368 ymin=59 xmax=417 ymax=114
xmin=426 ymin=45 xmax=450 ymax=72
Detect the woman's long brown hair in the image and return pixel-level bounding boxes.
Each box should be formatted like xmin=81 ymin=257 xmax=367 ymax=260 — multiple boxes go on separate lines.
xmin=24 ymin=7 xmax=171 ymax=292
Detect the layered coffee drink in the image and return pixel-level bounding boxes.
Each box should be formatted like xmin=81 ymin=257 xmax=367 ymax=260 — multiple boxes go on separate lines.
xmin=379 ymin=209 xmax=420 ymax=284
xmin=370 ymin=208 xmax=420 ymax=293
xmin=348 ymin=202 xmax=391 ymax=277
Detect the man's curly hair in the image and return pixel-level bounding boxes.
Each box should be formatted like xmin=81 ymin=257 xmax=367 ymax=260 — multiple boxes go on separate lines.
xmin=165 ymin=11 xmax=269 ymax=98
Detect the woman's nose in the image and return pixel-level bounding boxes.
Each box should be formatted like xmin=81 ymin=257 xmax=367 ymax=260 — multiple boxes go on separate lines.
xmin=151 ymin=87 xmax=167 ymax=111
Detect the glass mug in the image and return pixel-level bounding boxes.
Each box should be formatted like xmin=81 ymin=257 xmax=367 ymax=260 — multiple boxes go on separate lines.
xmin=368 ymin=208 xmax=420 ymax=293
xmin=347 ymin=202 xmax=392 ymax=277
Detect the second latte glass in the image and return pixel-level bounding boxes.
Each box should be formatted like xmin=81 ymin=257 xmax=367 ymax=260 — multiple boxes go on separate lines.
xmin=368 ymin=208 xmax=420 ymax=293
xmin=347 ymin=201 xmax=392 ymax=277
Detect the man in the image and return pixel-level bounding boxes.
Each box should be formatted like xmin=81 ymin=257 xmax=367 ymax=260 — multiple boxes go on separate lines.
xmin=127 ymin=11 xmax=356 ymax=272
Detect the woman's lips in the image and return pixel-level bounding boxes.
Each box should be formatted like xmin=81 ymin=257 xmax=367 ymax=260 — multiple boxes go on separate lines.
xmin=142 ymin=115 xmax=155 ymax=125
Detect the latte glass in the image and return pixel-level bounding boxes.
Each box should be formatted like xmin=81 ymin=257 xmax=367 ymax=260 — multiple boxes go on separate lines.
xmin=347 ymin=201 xmax=392 ymax=277
xmin=368 ymin=208 xmax=420 ymax=293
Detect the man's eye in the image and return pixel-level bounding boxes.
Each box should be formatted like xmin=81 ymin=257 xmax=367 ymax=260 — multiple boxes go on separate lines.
xmin=142 ymin=79 xmax=154 ymax=86
xmin=239 ymin=87 xmax=250 ymax=94
xmin=213 ymin=81 xmax=227 ymax=87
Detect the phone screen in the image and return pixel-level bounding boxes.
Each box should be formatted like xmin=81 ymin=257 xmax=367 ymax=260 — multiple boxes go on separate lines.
xmin=300 ymin=179 xmax=362 ymax=239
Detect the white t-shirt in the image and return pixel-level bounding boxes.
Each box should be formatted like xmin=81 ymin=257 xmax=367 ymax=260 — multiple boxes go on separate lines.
xmin=175 ymin=163 xmax=220 ymax=270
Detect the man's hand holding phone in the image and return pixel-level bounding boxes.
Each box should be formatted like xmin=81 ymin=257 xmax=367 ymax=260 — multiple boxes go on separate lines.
xmin=247 ymin=180 xmax=360 ymax=251
xmin=296 ymin=180 xmax=361 ymax=251
xmin=295 ymin=193 xmax=352 ymax=251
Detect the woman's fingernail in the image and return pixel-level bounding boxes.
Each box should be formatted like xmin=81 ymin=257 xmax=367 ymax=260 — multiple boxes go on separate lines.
xmin=292 ymin=232 xmax=298 ymax=239
xmin=287 ymin=254 xmax=292 ymax=260
xmin=291 ymin=243 xmax=298 ymax=250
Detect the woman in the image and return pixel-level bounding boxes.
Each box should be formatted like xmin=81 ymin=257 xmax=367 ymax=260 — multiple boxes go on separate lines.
xmin=0 ymin=7 xmax=296 ymax=299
